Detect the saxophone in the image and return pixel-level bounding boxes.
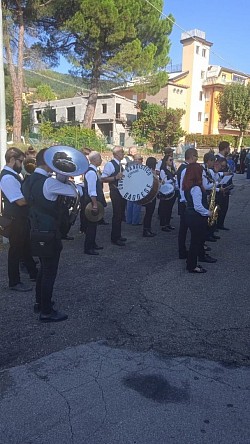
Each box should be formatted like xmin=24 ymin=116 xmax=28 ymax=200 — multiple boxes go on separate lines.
xmin=208 ymin=182 xmax=220 ymax=227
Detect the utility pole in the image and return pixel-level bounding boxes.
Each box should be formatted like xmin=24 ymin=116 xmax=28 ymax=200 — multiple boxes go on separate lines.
xmin=0 ymin=0 xmax=7 ymax=170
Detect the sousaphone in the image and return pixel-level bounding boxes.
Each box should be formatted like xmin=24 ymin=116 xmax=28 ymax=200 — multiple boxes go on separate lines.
xmin=44 ymin=145 xmax=89 ymax=226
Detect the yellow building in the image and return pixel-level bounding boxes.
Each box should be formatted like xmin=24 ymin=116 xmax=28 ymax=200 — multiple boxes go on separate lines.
xmin=112 ymin=29 xmax=250 ymax=138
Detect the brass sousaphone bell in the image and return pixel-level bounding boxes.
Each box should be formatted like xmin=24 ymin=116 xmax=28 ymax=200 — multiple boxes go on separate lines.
xmin=44 ymin=145 xmax=89 ymax=226
xmin=44 ymin=145 xmax=89 ymax=177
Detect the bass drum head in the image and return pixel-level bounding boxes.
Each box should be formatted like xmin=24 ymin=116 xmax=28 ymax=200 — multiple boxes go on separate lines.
xmin=159 ymin=183 xmax=174 ymax=196
xmin=118 ymin=164 xmax=154 ymax=202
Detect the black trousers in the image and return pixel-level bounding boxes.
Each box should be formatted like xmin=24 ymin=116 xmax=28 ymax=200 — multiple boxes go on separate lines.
xmin=35 ymin=239 xmax=62 ymax=315
xmin=79 ymin=195 xmax=88 ymax=233
xmin=185 ymin=212 xmax=208 ymax=271
xmin=217 ymin=193 xmax=229 ymax=228
xmin=159 ymin=194 xmax=176 ymax=227
xmin=178 ymin=202 xmax=188 ymax=257
xmin=110 ymin=188 xmax=126 ymax=242
xmin=8 ymin=218 xmax=37 ymax=287
xmin=84 ymin=220 xmax=97 ymax=251
xmin=143 ymin=198 xmax=156 ymax=231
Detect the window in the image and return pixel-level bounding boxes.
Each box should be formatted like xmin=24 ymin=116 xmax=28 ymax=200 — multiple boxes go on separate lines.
xmin=132 ymin=94 xmax=137 ymax=101
xmin=196 ymin=46 xmax=200 ymax=54
xmin=199 ymin=91 xmax=203 ymax=101
xmin=102 ymin=104 xmax=107 ymax=114
xmin=201 ymin=70 xmax=205 ymax=79
xmin=36 ymin=110 xmax=42 ymax=123
xmin=67 ymin=106 xmax=75 ymax=122
xmin=202 ymin=48 xmax=206 ymax=57
xmin=119 ymin=132 xmax=125 ymax=146
xmin=222 ymin=74 xmax=226 ymax=82
xmin=198 ymin=112 xmax=202 ymax=122
xmin=48 ymin=108 xmax=56 ymax=122
xmin=116 ymin=103 xmax=121 ymax=119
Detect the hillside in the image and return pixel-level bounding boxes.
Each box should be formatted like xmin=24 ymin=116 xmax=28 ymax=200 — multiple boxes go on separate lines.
xmin=24 ymin=69 xmax=119 ymax=99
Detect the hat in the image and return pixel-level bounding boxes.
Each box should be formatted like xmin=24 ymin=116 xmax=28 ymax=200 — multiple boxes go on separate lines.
xmin=164 ymin=147 xmax=174 ymax=154
xmin=84 ymin=201 xmax=104 ymax=222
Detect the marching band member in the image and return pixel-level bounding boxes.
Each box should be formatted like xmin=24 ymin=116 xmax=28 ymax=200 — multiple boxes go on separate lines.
xmin=177 ymin=148 xmax=198 ymax=259
xmin=215 ymin=141 xmax=233 ymax=230
xmin=158 ymin=153 xmax=177 ymax=232
xmin=143 ymin=157 xmax=157 ymax=237
xmin=126 ymin=153 xmax=143 ymax=225
xmin=0 ymin=148 xmax=38 ymax=292
xmin=84 ymin=151 xmax=106 ymax=255
xmin=182 ymin=163 xmax=212 ymax=274
xmin=101 ymin=146 xmax=126 ymax=246
xmin=23 ymin=148 xmax=83 ymax=323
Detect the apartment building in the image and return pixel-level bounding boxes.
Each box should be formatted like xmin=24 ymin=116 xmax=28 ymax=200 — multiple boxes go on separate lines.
xmin=30 ymin=93 xmax=137 ymax=147
xmin=114 ymin=29 xmax=250 ymax=137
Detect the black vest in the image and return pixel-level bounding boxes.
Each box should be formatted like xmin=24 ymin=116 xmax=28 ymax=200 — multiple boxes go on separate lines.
xmin=109 ymin=159 xmax=123 ymax=189
xmin=24 ymin=172 xmax=59 ymax=232
xmin=176 ymin=162 xmax=187 ymax=188
xmin=184 ymin=187 xmax=208 ymax=212
xmin=0 ymin=169 xmax=28 ymax=219
xmin=84 ymin=167 xmax=107 ymax=206
xmin=160 ymin=165 xmax=175 ymax=181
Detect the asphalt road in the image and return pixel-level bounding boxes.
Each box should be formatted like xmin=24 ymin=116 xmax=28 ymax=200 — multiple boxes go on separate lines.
xmin=0 ymin=173 xmax=249 ymax=371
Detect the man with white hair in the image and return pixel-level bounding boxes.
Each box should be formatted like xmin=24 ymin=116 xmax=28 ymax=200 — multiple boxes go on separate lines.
xmin=101 ymin=146 xmax=126 ymax=246
xmin=84 ymin=151 xmax=106 ymax=255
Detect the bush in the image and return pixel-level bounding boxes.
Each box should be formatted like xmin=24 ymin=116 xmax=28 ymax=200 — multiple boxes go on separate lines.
xmin=185 ymin=134 xmax=237 ymax=147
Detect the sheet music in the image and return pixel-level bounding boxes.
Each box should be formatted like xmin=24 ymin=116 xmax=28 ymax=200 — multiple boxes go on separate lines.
xmin=219 ymin=175 xmax=233 ymax=185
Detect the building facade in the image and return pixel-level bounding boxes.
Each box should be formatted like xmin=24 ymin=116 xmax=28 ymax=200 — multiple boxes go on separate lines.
xmin=30 ymin=93 xmax=137 ymax=147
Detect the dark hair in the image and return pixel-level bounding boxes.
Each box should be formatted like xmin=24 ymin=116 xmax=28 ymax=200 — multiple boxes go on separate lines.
xmin=5 ymin=147 xmax=24 ymax=163
xmin=146 ymin=156 xmax=157 ymax=170
xmin=218 ymin=141 xmax=230 ymax=152
xmin=185 ymin=148 xmax=198 ymax=161
xmin=161 ymin=153 xmax=173 ymax=171
xmin=204 ymin=152 xmax=215 ymax=163
xmin=182 ymin=163 xmax=203 ymax=191
xmin=36 ymin=148 xmax=47 ymax=167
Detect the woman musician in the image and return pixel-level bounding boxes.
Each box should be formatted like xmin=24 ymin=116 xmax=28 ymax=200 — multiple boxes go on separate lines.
xmin=182 ymin=163 xmax=212 ymax=274
xmin=158 ymin=153 xmax=178 ymax=232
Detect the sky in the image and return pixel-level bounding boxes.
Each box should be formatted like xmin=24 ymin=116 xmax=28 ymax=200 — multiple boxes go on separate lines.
xmin=57 ymin=0 xmax=250 ymax=76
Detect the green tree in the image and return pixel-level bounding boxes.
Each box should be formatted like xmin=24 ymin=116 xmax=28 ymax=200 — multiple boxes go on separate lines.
xmin=216 ymin=83 xmax=250 ymax=149
xmin=34 ymin=84 xmax=57 ymax=102
xmin=132 ymin=101 xmax=185 ymax=151
xmin=3 ymin=1 xmax=53 ymax=142
xmin=37 ymin=0 xmax=174 ymax=128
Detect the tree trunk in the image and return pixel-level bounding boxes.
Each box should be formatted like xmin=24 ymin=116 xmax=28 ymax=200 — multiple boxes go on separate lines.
xmin=82 ymin=60 xmax=100 ymax=129
xmin=4 ymin=5 xmax=24 ymax=143
xmin=237 ymin=130 xmax=244 ymax=150
xmin=82 ymin=87 xmax=98 ymax=129
xmin=13 ymin=96 xmax=23 ymax=142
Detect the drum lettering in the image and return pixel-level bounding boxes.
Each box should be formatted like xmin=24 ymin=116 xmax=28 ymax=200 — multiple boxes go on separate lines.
xmin=132 ymin=195 xmax=136 ymax=201
xmin=137 ymin=194 xmax=140 ymax=200
xmin=124 ymin=192 xmax=129 ymax=199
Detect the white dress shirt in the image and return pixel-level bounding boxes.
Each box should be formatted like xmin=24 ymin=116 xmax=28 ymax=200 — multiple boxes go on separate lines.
xmin=191 ymin=186 xmax=210 ymax=217
xmin=0 ymin=166 xmax=24 ymax=202
xmin=85 ymin=164 xmax=97 ymax=197
xmin=179 ymin=167 xmax=187 ymax=202
xmin=102 ymin=158 xmax=121 ymax=177
xmin=33 ymin=168 xmax=83 ymax=201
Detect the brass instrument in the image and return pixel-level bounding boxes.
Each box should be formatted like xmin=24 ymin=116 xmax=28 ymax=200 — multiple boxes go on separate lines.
xmin=208 ymin=182 xmax=220 ymax=227
xmin=44 ymin=145 xmax=89 ymax=227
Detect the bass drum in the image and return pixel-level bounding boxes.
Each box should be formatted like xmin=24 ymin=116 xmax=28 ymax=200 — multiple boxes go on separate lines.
xmin=157 ymin=182 xmax=175 ymax=200
xmin=118 ymin=164 xmax=159 ymax=205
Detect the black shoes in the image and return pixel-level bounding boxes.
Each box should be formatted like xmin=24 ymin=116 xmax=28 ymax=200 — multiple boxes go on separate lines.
xmin=119 ymin=237 xmax=127 ymax=242
xmin=9 ymin=282 xmax=32 ymax=292
xmin=85 ymin=249 xmax=99 ymax=255
xmin=94 ymin=244 xmax=103 ymax=250
xmin=112 ymin=240 xmax=126 ymax=246
xmin=143 ymin=230 xmax=156 ymax=237
xmin=188 ymin=265 xmax=207 ymax=274
xmin=161 ymin=226 xmax=171 ymax=232
xmin=39 ymin=309 xmax=68 ymax=323
xmin=211 ymin=234 xmax=220 ymax=240
xmin=98 ymin=220 xmax=109 ymax=225
xmin=198 ymin=254 xmax=217 ymax=263
xmin=167 ymin=225 xmax=175 ymax=230
xmin=218 ymin=226 xmax=230 ymax=231
xmin=206 ymin=236 xmax=217 ymax=242
xmin=62 ymin=235 xmax=74 ymax=240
